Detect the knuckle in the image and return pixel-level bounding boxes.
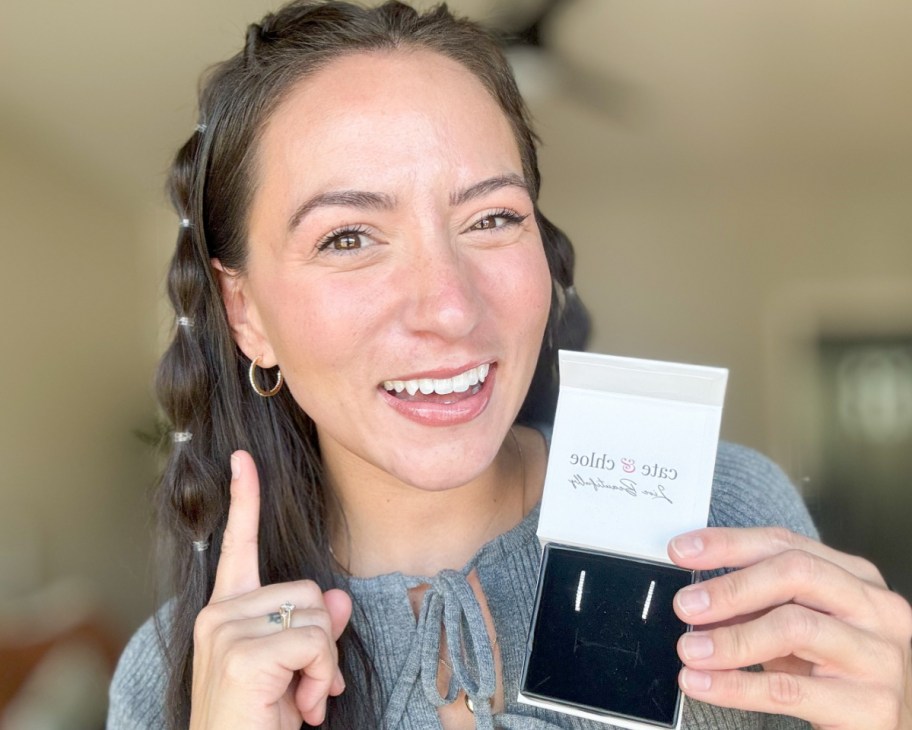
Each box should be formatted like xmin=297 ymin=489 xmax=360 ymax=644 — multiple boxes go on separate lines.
xmin=884 ymin=591 xmax=912 ymax=641
xmin=719 ymin=624 xmax=751 ymax=662
xmin=775 ymin=604 xmax=821 ymax=646
xmin=722 ymin=666 xmax=753 ymax=698
xmin=193 ymin=604 xmax=219 ymax=641
xmin=192 ymin=622 xmax=206 ymax=648
xmin=853 ymin=555 xmax=882 ymax=583
xmin=777 ymin=549 xmax=820 ymax=587
xmin=766 ymin=526 xmax=800 ymax=552
xmin=715 ymin=569 xmax=748 ymax=608
xmin=297 ymin=579 xmax=323 ymax=605
xmin=765 ymin=671 xmax=803 ymax=707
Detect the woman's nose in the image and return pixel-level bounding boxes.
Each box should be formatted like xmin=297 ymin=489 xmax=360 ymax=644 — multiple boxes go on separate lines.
xmin=400 ymin=238 xmax=483 ymax=341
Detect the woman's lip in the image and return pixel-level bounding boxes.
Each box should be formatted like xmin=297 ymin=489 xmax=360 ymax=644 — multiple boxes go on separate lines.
xmin=379 ymin=365 xmax=495 ymax=426
xmin=380 ymin=359 xmax=494 ymax=383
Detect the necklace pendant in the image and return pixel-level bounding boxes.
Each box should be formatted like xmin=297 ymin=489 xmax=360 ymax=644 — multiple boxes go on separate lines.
xmin=464 ymin=692 xmax=491 ymax=714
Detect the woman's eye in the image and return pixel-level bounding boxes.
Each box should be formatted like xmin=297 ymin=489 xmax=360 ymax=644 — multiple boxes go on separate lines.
xmin=470 ymin=210 xmax=527 ymax=232
xmin=317 ymin=227 xmax=370 ymax=253
xmin=333 ymin=233 xmax=362 ymax=250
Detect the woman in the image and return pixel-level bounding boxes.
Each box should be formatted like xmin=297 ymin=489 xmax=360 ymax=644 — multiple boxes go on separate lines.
xmin=108 ymin=2 xmax=912 ymax=729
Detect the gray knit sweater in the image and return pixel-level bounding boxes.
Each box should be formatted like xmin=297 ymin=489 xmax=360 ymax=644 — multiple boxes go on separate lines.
xmin=108 ymin=442 xmax=815 ymax=729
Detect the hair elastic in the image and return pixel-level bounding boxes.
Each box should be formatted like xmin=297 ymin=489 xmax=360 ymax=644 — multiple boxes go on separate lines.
xmin=180 ymin=218 xmax=192 ymax=229
xmin=195 ymin=123 xmax=208 ymax=133
xmin=177 ymin=316 xmax=193 ymax=328
xmin=192 ymin=539 xmax=210 ymax=552
xmin=172 ymin=431 xmax=193 ymax=443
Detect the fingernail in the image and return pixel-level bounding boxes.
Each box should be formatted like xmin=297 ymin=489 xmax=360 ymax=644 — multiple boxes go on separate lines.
xmin=681 ymin=633 xmax=714 ymax=660
xmin=680 ymin=668 xmax=712 ymax=692
xmin=677 ymin=586 xmax=710 ymax=616
xmin=230 ymin=454 xmax=240 ymax=480
xmin=671 ymin=534 xmax=704 ymax=558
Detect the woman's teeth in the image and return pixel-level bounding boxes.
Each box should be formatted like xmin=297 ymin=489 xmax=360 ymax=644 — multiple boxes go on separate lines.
xmin=382 ymin=363 xmax=490 ymax=397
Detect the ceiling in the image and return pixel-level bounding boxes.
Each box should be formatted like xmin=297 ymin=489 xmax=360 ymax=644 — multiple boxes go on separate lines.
xmin=3 ymin=0 xmax=910 ymax=207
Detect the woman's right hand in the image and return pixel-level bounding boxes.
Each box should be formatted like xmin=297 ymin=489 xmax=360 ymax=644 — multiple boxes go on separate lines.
xmin=190 ymin=450 xmax=352 ymax=730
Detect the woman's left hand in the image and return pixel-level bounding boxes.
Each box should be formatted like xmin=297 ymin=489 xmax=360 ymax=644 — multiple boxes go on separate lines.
xmin=668 ymin=526 xmax=912 ymax=729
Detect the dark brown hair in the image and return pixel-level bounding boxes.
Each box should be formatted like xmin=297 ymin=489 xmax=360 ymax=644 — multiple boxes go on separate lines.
xmin=157 ymin=1 xmax=575 ymax=726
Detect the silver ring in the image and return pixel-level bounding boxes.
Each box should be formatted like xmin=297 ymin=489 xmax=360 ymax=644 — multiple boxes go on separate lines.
xmin=278 ymin=601 xmax=295 ymax=630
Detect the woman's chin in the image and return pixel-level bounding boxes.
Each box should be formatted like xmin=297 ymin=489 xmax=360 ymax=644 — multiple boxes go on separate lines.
xmin=381 ymin=444 xmax=502 ymax=494
xmin=391 ymin=465 xmax=490 ymax=494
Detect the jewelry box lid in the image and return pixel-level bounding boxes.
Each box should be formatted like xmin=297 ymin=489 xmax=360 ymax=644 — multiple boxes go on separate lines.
xmin=537 ymin=351 xmax=728 ymax=562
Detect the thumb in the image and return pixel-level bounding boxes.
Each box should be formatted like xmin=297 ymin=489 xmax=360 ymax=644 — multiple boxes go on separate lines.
xmin=323 ymin=588 xmax=353 ymax=640
xmin=323 ymin=588 xmax=353 ymax=697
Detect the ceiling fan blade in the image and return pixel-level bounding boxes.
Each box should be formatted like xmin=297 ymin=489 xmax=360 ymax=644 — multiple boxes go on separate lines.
xmin=494 ymin=0 xmax=648 ymax=122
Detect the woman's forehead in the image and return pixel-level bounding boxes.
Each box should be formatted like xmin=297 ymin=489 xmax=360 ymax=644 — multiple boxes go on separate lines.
xmin=254 ymin=48 xmax=523 ymax=197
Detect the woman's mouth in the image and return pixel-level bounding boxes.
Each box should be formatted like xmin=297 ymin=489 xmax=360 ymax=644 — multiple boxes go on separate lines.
xmin=381 ymin=363 xmax=491 ymax=403
xmin=378 ymin=363 xmax=496 ymax=426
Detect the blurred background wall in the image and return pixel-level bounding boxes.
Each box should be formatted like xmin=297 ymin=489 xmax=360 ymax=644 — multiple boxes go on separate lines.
xmin=1 ymin=0 xmax=910 ymax=726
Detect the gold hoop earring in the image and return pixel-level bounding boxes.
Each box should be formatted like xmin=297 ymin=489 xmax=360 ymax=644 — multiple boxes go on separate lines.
xmin=249 ymin=356 xmax=283 ymax=397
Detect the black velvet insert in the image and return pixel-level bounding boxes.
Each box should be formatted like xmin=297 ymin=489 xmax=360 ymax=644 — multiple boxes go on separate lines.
xmin=521 ymin=544 xmax=693 ymax=727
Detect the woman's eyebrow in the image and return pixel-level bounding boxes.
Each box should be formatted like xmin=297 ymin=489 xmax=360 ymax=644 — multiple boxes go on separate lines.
xmin=450 ymin=173 xmax=529 ymax=206
xmin=287 ymin=174 xmax=528 ymax=231
xmin=288 ymin=190 xmax=396 ymax=231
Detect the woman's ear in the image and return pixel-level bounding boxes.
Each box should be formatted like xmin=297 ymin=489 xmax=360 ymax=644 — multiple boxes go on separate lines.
xmin=211 ymin=259 xmax=278 ymax=367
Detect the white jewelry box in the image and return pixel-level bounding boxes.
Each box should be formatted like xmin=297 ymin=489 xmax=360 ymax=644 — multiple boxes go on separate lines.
xmin=518 ymin=351 xmax=728 ymax=730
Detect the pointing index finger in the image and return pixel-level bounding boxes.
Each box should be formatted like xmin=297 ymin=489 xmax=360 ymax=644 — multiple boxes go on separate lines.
xmin=211 ymin=450 xmax=262 ymax=601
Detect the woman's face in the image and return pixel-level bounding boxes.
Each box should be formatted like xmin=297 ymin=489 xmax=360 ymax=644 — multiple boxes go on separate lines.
xmin=221 ymin=49 xmax=552 ymax=490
